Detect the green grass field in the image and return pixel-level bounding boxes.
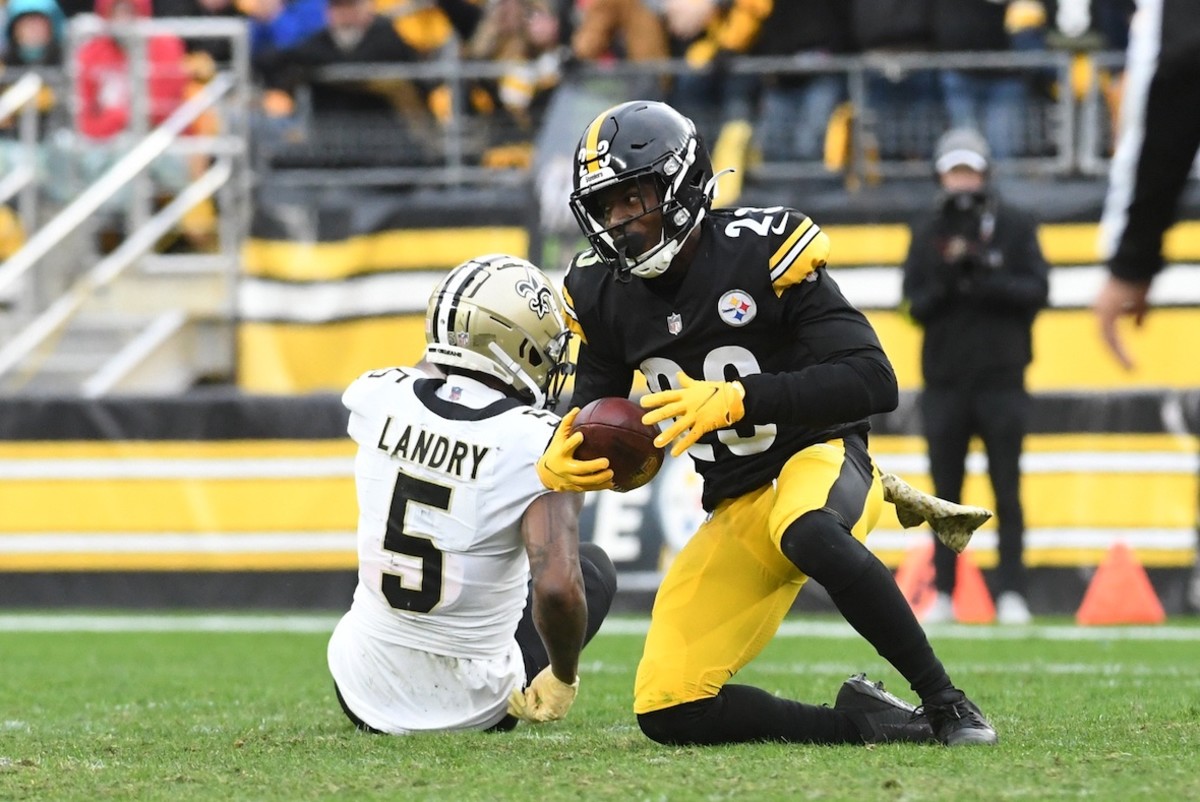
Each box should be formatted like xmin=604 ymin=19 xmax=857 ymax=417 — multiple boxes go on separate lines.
xmin=2 ymin=614 xmax=1199 ymax=801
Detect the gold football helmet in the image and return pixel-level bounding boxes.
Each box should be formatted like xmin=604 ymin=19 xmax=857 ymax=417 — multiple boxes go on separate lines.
xmin=424 ymin=254 xmax=572 ymax=409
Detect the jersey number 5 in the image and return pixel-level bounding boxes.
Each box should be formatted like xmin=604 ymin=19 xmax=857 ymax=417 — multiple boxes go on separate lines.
xmin=382 ymin=470 xmax=451 ymax=613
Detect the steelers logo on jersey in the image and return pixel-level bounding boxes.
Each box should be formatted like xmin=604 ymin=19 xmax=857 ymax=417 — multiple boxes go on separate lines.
xmin=718 ymin=290 xmax=757 ymax=327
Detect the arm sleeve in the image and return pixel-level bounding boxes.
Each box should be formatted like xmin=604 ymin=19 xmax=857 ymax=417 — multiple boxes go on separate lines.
xmin=570 ymin=340 xmax=634 ymax=410
xmin=739 ymin=271 xmax=898 ymax=427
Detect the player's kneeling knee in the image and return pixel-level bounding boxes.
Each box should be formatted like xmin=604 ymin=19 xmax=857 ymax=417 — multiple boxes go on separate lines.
xmin=579 ymin=542 xmax=617 ymax=597
xmin=637 ymin=698 xmax=715 ymax=746
xmin=779 ymin=509 xmax=872 ymax=589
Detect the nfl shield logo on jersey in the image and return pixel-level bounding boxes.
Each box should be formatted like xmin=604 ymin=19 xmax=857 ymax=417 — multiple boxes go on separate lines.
xmin=667 ymin=313 xmax=683 ymax=335
xmin=718 ymin=290 xmax=757 ymax=327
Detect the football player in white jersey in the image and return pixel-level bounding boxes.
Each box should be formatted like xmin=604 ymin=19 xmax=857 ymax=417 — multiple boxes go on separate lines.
xmin=327 ymin=253 xmax=618 ymax=735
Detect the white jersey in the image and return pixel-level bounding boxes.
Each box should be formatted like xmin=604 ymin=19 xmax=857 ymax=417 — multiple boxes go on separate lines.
xmin=327 ymin=366 xmax=559 ymax=733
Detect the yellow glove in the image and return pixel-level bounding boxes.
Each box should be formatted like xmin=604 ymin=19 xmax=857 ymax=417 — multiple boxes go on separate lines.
xmin=535 ymin=408 xmax=615 ymax=492
xmin=640 ymin=372 xmax=746 ymax=458
xmin=507 ymin=667 xmax=579 ymax=723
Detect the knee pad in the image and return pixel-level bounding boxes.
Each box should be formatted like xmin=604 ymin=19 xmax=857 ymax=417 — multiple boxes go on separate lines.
xmin=779 ymin=509 xmax=873 ymax=592
xmin=637 ymin=698 xmax=716 ymax=746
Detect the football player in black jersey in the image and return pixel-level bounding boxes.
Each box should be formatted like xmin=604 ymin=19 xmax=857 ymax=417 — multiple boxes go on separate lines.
xmin=535 ymin=100 xmax=998 ymax=747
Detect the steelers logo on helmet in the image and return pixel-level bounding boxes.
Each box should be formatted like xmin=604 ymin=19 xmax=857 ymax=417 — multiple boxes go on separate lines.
xmin=569 ymin=100 xmax=715 ymax=281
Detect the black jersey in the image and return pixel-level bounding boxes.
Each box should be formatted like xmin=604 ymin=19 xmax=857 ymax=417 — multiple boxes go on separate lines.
xmin=563 ymin=206 xmax=898 ymax=510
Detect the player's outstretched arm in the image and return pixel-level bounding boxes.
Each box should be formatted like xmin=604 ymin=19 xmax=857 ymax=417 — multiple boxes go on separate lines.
xmin=536 ymin=408 xmax=615 ymax=492
xmin=509 ymin=492 xmax=588 ymax=723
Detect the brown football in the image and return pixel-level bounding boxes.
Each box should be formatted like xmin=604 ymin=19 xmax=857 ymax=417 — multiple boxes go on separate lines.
xmin=571 ymin=397 xmax=665 ymax=493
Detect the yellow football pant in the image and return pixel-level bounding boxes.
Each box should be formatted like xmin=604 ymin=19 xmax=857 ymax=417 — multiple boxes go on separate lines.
xmin=633 ymin=437 xmax=884 ymax=714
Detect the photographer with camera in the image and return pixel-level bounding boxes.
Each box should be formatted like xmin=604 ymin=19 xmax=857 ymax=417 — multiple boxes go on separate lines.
xmin=901 ymin=127 xmax=1050 ymax=625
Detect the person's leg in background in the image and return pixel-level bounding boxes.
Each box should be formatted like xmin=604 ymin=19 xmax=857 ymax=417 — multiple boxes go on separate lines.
xmin=921 ymin=386 xmax=975 ymax=622
xmin=975 ymin=387 xmax=1032 ymax=624
xmin=981 ymin=75 xmax=1029 ymax=161
xmin=939 ymin=69 xmax=980 ymax=133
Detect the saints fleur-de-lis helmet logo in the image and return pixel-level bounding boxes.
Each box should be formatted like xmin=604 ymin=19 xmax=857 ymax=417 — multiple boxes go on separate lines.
xmin=515 ymin=275 xmax=555 ymax=320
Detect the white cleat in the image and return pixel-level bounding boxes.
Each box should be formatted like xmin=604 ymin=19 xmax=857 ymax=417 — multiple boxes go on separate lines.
xmin=921 ymin=592 xmax=956 ymax=625
xmin=880 ymin=473 xmax=993 ymax=554
xmin=996 ymin=591 xmax=1033 ymax=625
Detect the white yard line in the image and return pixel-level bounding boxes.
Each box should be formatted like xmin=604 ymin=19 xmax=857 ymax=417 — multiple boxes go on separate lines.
xmin=0 ymin=614 xmax=1198 ymax=640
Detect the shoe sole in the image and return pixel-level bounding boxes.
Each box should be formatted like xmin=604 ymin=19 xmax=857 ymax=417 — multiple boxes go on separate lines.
xmin=945 ymin=730 xmax=1000 ymax=746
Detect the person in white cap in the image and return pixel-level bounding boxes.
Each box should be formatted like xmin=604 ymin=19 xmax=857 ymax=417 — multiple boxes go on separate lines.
xmin=901 ymin=127 xmax=1051 ymax=626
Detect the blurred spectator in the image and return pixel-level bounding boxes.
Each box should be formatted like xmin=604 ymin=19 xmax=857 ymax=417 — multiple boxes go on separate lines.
xmin=1055 ymin=0 xmax=1135 ymax=48
xmin=752 ymin=0 xmax=851 ymax=163
xmin=31 ymin=0 xmax=193 ymax=234
xmin=932 ymin=0 xmax=1048 ymax=161
xmin=1 ymin=0 xmax=66 ymax=188
xmin=3 ymin=0 xmax=65 ymax=67
xmin=257 ymin=0 xmax=426 ymax=112
xmin=246 ymin=0 xmax=327 ymax=59
xmin=849 ymin=0 xmax=939 ymax=161
xmin=154 ymin=0 xmax=245 ymax=64
xmin=568 ymin=0 xmax=668 ymax=100
xmin=375 ymin=0 xmax=482 ymax=55
xmin=256 ymin=0 xmax=439 ymax=166
xmin=461 ymin=0 xmax=562 ymax=163
xmin=901 ymin=128 xmax=1049 ymax=625
xmin=75 ymin=0 xmax=189 ymax=138
xmin=571 ymin=0 xmax=667 ymax=62
xmin=664 ymin=0 xmax=770 ymax=145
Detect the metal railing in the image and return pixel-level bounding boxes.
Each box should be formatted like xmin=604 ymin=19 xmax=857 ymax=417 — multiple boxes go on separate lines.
xmin=0 ymin=16 xmax=252 ymax=394
xmin=269 ymin=48 xmax=1100 ymax=187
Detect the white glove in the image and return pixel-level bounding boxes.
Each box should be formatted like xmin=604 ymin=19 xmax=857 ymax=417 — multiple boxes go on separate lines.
xmin=1056 ymin=0 xmax=1090 ymax=38
xmin=507 ymin=667 xmax=579 ymax=723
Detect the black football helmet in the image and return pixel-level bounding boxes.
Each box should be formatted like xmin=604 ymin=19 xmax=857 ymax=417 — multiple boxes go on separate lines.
xmin=569 ymin=100 xmax=715 ymax=280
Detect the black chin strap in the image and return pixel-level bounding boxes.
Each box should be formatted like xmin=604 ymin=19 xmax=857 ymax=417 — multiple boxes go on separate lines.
xmin=611 ymin=231 xmax=646 ymax=283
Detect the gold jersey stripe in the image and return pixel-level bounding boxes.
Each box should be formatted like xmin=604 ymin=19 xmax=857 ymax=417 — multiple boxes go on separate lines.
xmin=768 ymin=217 xmax=813 ymax=272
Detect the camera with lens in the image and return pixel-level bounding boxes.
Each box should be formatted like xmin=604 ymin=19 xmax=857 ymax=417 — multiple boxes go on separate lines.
xmin=937 ymin=190 xmax=1000 ymax=293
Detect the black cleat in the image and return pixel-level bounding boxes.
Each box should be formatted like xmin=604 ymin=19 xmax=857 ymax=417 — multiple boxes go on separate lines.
xmin=919 ymin=690 xmax=999 ymax=746
xmin=835 ymin=674 xmax=937 ymax=744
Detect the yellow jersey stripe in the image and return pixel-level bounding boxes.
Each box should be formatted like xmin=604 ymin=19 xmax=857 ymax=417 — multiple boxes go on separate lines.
xmin=770 ymin=223 xmax=820 ymax=283
xmin=769 ymin=217 xmax=812 ymax=272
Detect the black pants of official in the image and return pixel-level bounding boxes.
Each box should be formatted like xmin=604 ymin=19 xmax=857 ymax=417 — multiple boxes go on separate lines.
xmin=921 ymin=385 xmax=1029 ymax=597
xmin=337 ymin=541 xmax=617 ymax=734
